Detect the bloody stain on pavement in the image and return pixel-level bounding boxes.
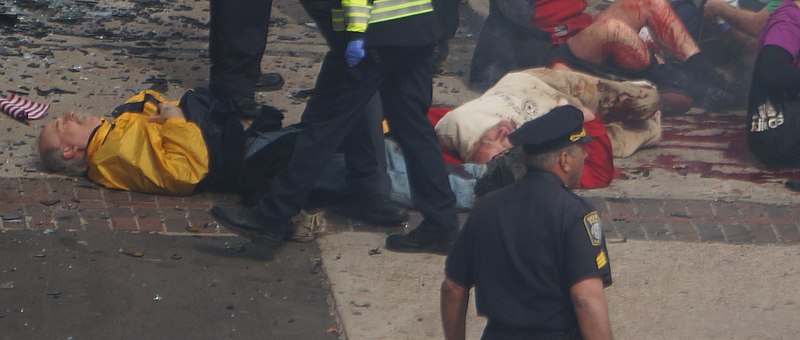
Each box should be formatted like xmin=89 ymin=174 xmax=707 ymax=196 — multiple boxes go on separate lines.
xmin=619 ymin=111 xmax=800 ymax=182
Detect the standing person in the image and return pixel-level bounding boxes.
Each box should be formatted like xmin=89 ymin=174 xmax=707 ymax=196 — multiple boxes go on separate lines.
xmin=208 ymin=0 xmax=284 ymax=119
xmin=210 ymin=0 xmax=406 ymax=225
xmin=746 ymin=0 xmax=800 ymax=167
xmin=441 ymin=106 xmax=613 ymax=339
xmin=211 ymin=0 xmax=461 ymax=253
xmin=300 ymin=0 xmax=409 ymax=225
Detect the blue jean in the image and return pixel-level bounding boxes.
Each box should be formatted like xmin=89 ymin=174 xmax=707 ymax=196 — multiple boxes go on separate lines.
xmin=318 ymin=139 xmax=485 ymax=210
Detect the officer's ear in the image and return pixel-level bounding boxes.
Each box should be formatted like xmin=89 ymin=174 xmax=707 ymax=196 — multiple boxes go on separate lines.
xmin=557 ymin=149 xmax=571 ymax=174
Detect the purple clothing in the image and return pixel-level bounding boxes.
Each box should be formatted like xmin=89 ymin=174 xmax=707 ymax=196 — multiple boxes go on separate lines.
xmin=760 ymin=0 xmax=800 ymax=67
xmin=747 ymin=0 xmax=800 ymax=167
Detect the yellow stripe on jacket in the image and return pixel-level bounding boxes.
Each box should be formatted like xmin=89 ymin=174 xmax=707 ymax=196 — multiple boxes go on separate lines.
xmin=338 ymin=0 xmax=433 ymax=33
xmin=86 ymin=111 xmax=209 ymax=196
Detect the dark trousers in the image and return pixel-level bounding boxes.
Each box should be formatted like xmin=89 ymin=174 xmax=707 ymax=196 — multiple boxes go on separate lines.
xmin=302 ymin=0 xmax=390 ymax=200
xmin=253 ymin=11 xmax=458 ymax=233
xmin=469 ymin=0 xmax=554 ymax=91
xmin=208 ymin=0 xmax=272 ymax=101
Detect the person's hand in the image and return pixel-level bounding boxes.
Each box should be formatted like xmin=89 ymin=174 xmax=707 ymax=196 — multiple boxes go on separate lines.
xmin=345 ymin=38 xmax=366 ymax=68
xmin=149 ymin=103 xmax=185 ymax=123
xmin=574 ymin=103 xmax=596 ymax=122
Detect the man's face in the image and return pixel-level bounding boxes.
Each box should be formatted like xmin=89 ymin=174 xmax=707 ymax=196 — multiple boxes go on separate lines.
xmin=466 ymin=120 xmax=517 ymax=163
xmin=565 ymin=144 xmax=588 ymax=189
xmin=39 ymin=112 xmax=102 ymax=151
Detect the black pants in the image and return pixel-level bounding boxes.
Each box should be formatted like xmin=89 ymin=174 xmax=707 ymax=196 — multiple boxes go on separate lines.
xmin=252 ymin=13 xmax=457 ymax=233
xmin=301 ymin=0 xmax=391 ymax=200
xmin=469 ymin=1 xmax=554 ymax=91
xmin=208 ymin=0 xmax=272 ymax=101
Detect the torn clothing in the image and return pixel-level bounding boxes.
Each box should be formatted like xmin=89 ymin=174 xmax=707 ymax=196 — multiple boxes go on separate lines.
xmin=437 ymin=68 xmax=661 ymax=162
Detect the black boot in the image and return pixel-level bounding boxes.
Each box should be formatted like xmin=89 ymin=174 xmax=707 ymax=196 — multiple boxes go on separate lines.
xmin=210 ymin=205 xmax=287 ymax=245
xmin=385 ymin=221 xmax=458 ymax=254
xmin=245 ymin=104 xmax=284 ymax=136
xmin=233 ymin=97 xmax=265 ymax=120
xmin=684 ymin=52 xmax=728 ymax=89
xmin=637 ymin=62 xmax=735 ymax=111
xmin=254 ymin=72 xmax=285 ymax=92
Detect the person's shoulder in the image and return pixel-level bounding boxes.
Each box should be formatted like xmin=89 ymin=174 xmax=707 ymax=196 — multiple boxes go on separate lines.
xmin=559 ymin=187 xmax=594 ymax=214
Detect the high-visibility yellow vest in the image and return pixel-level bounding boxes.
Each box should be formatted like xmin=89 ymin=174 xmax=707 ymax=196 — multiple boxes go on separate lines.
xmin=333 ymin=0 xmax=434 ymax=33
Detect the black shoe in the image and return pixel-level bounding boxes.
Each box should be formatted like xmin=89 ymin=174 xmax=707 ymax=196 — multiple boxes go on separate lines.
xmin=233 ymin=97 xmax=263 ymax=120
xmin=684 ymin=52 xmax=729 ymax=89
xmin=340 ymin=196 xmax=409 ymax=225
xmin=210 ymin=205 xmax=285 ymax=245
xmin=385 ymin=221 xmax=457 ymax=254
xmin=637 ymin=63 xmax=735 ymax=111
xmin=244 ymin=104 xmax=284 ymax=136
xmin=254 ymin=72 xmax=284 ymax=92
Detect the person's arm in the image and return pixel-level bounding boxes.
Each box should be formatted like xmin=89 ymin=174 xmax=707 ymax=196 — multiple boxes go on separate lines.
xmin=570 ymin=276 xmax=611 ymax=340
xmin=441 ymin=277 xmax=470 ymax=340
xmin=703 ymin=0 xmax=769 ymax=38
xmin=755 ymin=45 xmax=800 ymax=95
xmin=152 ymin=118 xmax=209 ymax=194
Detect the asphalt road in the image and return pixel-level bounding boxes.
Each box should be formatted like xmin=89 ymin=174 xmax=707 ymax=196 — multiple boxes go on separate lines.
xmin=0 ymin=230 xmax=340 ymax=340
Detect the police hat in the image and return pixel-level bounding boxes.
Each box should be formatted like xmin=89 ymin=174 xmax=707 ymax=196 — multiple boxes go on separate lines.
xmin=508 ymin=105 xmax=591 ymax=154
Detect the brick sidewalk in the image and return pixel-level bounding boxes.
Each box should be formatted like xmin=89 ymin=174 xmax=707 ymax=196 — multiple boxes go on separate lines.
xmin=1 ymin=178 xmax=798 ymax=245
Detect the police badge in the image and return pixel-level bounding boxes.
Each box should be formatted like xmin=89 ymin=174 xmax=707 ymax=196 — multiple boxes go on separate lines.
xmin=583 ymin=212 xmax=603 ymax=246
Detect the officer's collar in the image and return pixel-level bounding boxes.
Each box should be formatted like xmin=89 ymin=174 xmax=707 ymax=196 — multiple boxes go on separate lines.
xmin=523 ymin=170 xmax=567 ymax=188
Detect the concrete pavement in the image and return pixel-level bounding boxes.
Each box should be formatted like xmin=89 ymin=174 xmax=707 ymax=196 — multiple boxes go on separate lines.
xmin=0 ymin=230 xmax=341 ymax=340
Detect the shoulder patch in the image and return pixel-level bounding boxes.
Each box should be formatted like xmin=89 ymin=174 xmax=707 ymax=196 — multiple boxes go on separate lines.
xmin=583 ymin=211 xmax=602 ymax=246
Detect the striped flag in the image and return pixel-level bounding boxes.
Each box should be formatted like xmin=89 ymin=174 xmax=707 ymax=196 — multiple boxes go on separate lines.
xmin=0 ymin=93 xmax=50 ymax=121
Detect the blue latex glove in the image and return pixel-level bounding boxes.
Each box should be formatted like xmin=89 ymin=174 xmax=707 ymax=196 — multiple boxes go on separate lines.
xmin=345 ymin=39 xmax=366 ymax=68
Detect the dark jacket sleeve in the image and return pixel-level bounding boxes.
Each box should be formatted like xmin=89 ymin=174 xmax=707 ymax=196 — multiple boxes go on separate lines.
xmin=755 ymin=45 xmax=800 ymax=96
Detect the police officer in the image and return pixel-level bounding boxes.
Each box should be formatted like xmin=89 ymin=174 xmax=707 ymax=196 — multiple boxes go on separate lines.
xmin=211 ymin=0 xmax=461 ymax=253
xmin=441 ymin=105 xmax=613 ymax=339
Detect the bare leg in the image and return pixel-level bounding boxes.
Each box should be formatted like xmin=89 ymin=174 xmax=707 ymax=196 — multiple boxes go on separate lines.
xmin=567 ymin=19 xmax=651 ymax=71
xmin=567 ymin=0 xmax=700 ymax=71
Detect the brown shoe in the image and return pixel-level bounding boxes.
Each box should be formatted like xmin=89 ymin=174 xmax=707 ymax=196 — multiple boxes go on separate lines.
xmin=658 ymin=90 xmax=693 ymax=116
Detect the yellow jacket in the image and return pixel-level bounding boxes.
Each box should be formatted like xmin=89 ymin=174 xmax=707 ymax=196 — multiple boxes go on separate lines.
xmin=337 ymin=0 xmax=434 ymax=33
xmin=86 ymin=96 xmax=209 ymax=196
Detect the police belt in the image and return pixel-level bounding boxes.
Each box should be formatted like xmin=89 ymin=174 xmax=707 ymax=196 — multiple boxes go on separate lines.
xmin=484 ymin=322 xmax=582 ymax=340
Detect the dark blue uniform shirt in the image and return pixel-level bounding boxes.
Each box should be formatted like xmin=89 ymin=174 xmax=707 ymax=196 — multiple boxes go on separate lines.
xmin=445 ymin=170 xmax=612 ymax=334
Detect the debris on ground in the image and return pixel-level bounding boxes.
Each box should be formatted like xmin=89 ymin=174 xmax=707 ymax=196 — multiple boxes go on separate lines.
xmin=119 ymin=248 xmax=144 ymax=257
